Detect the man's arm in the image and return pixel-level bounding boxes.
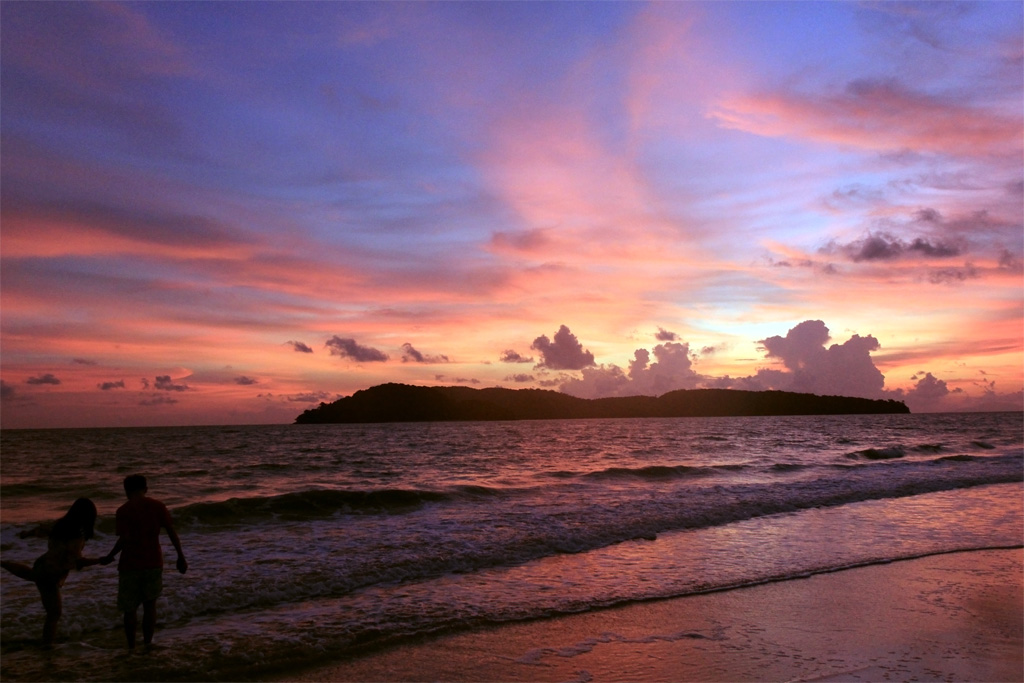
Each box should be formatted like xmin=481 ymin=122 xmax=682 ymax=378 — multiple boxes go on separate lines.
xmin=165 ymin=522 xmax=187 ymax=574
xmin=103 ymin=537 xmax=124 ymax=564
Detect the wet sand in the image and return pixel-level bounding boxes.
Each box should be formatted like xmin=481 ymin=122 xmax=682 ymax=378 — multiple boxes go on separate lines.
xmin=275 ymin=548 xmax=1022 ymax=682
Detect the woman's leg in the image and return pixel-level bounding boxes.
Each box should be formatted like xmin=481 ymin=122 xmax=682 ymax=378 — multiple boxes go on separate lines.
xmin=37 ymin=584 xmax=62 ymax=646
xmin=1 ymin=560 xmax=35 ymax=582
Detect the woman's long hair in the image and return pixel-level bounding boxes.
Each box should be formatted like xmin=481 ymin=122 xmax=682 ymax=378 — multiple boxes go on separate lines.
xmin=50 ymin=498 xmax=97 ymax=541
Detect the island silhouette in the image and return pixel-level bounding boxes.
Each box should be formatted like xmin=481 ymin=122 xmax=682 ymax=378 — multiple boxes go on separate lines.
xmin=295 ymin=383 xmax=909 ymax=424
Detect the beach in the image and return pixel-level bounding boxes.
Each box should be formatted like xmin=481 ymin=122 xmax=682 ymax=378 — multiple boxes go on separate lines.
xmin=276 ymin=548 xmax=1023 ymax=683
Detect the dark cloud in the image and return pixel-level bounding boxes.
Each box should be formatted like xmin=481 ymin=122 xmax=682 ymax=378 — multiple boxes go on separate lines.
xmin=401 ymin=343 xmax=449 ymax=364
xmin=287 ymin=341 xmax=314 ymax=354
xmin=1 ymin=380 xmax=16 ymax=400
xmin=826 ymin=232 xmax=964 ymax=262
xmin=505 ymin=373 xmax=536 ymax=383
xmin=531 ymin=325 xmax=595 ymax=370
xmin=928 ymin=264 xmax=978 ymax=284
xmin=852 ymin=234 xmax=904 ymax=261
xmin=26 ymin=373 xmax=61 ymax=385
xmin=434 ymin=375 xmax=480 ymax=384
xmin=154 ymin=375 xmax=189 ymax=391
xmin=325 ymin=336 xmax=389 ymax=362
xmin=490 ymin=229 xmax=549 ymax=253
xmin=72 ymin=358 xmax=98 ymax=366
xmin=655 ymin=327 xmax=679 ymax=342
xmin=234 ymin=376 xmax=258 ymax=386
xmin=998 ymin=249 xmax=1022 ymax=271
xmin=287 ymin=391 xmax=333 ymax=403
xmin=140 ymin=395 xmax=178 ymax=406
xmin=907 ymin=237 xmax=962 ymax=258
xmin=98 ymin=380 xmax=125 ymax=390
xmin=500 ymin=349 xmax=534 ymax=364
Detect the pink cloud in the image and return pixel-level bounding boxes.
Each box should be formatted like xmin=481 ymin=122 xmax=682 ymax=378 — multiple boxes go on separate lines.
xmin=712 ymin=79 xmax=1022 ymax=158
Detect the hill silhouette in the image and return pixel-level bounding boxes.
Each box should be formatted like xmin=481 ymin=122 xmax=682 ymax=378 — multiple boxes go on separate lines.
xmin=294 ymin=383 xmax=909 ymax=424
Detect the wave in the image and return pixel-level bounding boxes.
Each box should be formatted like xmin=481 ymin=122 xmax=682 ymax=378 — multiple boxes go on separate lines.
xmin=845 ymin=439 xmax=1014 ymax=461
xmin=583 ymin=464 xmax=726 ymax=481
xmin=171 ymin=485 xmax=509 ymax=527
xmin=164 ymin=451 xmax=1022 ymax=529
xmin=175 ymin=488 xmax=442 ymax=525
xmin=846 ymin=446 xmax=906 ymax=460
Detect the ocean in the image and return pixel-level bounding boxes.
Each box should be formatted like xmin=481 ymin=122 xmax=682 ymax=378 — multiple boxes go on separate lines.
xmin=1 ymin=412 xmax=1021 ymax=681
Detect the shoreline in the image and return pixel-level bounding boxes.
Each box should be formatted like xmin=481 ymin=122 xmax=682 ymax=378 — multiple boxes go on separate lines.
xmin=271 ymin=548 xmax=1023 ymax=682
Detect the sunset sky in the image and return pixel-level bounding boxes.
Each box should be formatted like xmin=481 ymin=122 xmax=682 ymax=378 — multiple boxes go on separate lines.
xmin=2 ymin=1 xmax=1021 ymax=429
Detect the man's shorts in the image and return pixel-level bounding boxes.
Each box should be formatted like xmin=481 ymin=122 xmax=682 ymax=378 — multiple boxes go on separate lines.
xmin=117 ymin=568 xmax=163 ymax=612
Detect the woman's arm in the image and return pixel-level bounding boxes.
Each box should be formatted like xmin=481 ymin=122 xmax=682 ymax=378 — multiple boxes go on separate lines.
xmin=102 ymin=537 xmax=124 ymax=565
xmin=76 ymin=555 xmax=114 ymax=569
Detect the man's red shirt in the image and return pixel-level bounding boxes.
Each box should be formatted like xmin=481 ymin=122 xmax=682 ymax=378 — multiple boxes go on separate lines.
xmin=116 ymin=496 xmax=173 ymax=571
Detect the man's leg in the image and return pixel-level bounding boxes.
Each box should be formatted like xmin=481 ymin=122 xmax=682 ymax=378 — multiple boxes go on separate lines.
xmin=142 ymin=599 xmax=157 ymax=646
xmin=123 ymin=608 xmax=137 ymax=650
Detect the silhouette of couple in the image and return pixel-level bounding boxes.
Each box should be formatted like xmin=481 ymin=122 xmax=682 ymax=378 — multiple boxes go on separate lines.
xmin=1 ymin=475 xmax=187 ymax=650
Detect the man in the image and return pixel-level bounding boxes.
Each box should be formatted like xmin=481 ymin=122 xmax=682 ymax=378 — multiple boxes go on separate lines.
xmin=105 ymin=474 xmax=187 ymax=651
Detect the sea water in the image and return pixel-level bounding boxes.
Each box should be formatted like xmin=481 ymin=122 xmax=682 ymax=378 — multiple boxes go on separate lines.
xmin=1 ymin=412 xmax=1021 ymax=681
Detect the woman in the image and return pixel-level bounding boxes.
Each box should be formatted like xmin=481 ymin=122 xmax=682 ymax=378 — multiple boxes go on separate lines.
xmin=1 ymin=498 xmax=111 ymax=645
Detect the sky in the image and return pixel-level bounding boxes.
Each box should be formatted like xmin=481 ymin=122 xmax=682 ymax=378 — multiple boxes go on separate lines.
xmin=1 ymin=1 xmax=1022 ymax=429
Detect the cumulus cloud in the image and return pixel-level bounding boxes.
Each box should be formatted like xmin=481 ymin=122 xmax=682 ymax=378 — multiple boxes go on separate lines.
xmin=26 ymin=373 xmax=61 ymax=385
xmin=234 ymin=376 xmax=258 ymax=385
xmin=287 ymin=340 xmax=314 ymax=354
xmin=899 ymin=372 xmax=953 ymax=411
xmin=500 ymin=349 xmax=534 ymax=364
xmin=401 ymin=343 xmax=449 ymax=364
xmin=562 ymin=341 xmax=701 ymax=399
xmin=325 ymin=336 xmax=389 ymax=362
xmin=555 ymin=320 xmax=895 ymax=401
xmin=505 ymin=373 xmax=536 ymax=383
xmin=154 ymin=375 xmax=189 ymax=391
xmin=531 ymin=325 xmax=596 ymax=370
xmin=1 ymin=380 xmax=16 ymax=400
xmin=561 ymin=364 xmax=630 ymax=399
xmin=98 ymin=380 xmax=125 ymax=390
xmin=755 ymin=320 xmax=885 ymax=398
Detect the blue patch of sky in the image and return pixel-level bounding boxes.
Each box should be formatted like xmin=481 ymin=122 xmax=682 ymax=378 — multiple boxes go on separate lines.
xmin=709 ymin=2 xmax=867 ymax=88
